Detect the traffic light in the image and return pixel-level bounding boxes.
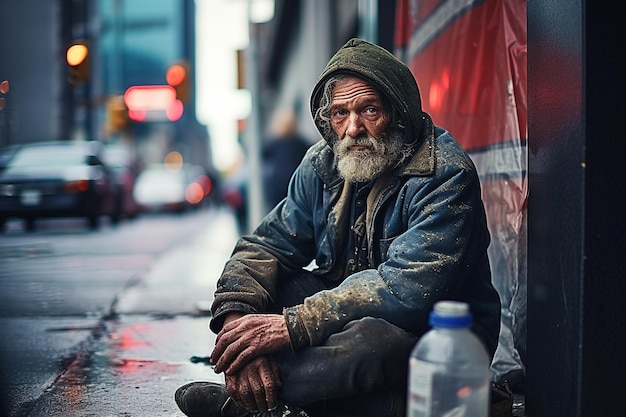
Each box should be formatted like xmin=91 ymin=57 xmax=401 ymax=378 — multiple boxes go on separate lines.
xmin=166 ymin=61 xmax=191 ymax=103
xmin=105 ymin=95 xmax=129 ymax=134
xmin=66 ymin=40 xmax=90 ymax=85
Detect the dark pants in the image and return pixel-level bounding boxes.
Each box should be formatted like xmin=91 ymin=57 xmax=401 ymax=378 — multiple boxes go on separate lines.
xmin=274 ymin=272 xmax=418 ymax=417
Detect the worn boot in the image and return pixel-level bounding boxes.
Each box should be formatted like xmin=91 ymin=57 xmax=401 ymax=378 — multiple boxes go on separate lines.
xmin=175 ymin=381 xmax=311 ymax=417
xmin=175 ymin=382 xmax=248 ymax=417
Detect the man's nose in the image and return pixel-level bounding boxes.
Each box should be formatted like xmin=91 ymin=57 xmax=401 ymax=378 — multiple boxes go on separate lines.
xmin=345 ymin=113 xmax=365 ymax=138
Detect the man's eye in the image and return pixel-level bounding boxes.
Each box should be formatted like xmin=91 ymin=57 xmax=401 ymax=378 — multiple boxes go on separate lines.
xmin=333 ymin=109 xmax=347 ymax=117
xmin=365 ymin=107 xmax=378 ymax=115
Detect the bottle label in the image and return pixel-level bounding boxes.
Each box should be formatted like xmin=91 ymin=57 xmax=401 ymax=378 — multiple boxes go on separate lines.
xmin=408 ymin=358 xmax=436 ymax=417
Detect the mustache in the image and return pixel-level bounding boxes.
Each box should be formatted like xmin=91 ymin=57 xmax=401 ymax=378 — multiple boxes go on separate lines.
xmin=337 ymin=135 xmax=382 ymax=154
xmin=342 ymin=134 xmax=377 ymax=146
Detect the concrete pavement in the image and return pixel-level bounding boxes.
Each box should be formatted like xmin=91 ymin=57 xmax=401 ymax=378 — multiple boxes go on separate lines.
xmin=5 ymin=208 xmax=238 ymax=416
xmin=25 ymin=315 xmax=226 ymax=416
xmin=2 ymin=207 xmax=525 ymax=417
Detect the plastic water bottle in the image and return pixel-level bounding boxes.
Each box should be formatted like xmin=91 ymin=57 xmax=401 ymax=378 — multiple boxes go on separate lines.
xmin=407 ymin=300 xmax=490 ymax=417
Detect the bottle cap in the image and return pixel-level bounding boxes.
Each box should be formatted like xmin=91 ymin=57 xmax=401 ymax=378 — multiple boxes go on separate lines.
xmin=428 ymin=300 xmax=473 ymax=328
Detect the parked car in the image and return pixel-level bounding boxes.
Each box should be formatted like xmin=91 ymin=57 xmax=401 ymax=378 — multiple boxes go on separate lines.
xmin=0 ymin=144 xmax=20 ymax=172
xmin=133 ymin=163 xmax=208 ymax=213
xmin=0 ymin=141 xmax=117 ymax=231
xmin=102 ymin=142 xmax=141 ymax=221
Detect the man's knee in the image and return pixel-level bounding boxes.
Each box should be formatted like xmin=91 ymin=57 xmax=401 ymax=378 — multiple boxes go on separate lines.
xmin=328 ymin=317 xmax=418 ymax=390
xmin=277 ymin=317 xmax=416 ymax=406
xmin=339 ymin=317 xmax=417 ymax=357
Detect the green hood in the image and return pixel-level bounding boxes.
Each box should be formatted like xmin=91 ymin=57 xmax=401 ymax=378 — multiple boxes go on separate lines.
xmin=310 ymin=38 xmax=424 ymax=146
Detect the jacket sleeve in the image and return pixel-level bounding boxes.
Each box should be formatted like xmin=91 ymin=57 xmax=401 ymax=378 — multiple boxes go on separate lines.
xmin=209 ymin=154 xmax=321 ymax=334
xmin=284 ymin=152 xmax=496 ymax=350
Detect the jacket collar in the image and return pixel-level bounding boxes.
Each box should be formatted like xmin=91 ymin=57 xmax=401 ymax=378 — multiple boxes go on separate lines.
xmin=395 ymin=114 xmax=435 ymax=178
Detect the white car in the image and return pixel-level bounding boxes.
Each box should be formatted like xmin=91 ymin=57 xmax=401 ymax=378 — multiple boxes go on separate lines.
xmin=133 ymin=163 xmax=206 ymax=213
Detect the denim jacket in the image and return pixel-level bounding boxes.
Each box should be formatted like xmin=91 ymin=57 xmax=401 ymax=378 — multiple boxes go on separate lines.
xmin=210 ymin=39 xmax=501 ymax=356
xmin=211 ymin=118 xmax=500 ymax=356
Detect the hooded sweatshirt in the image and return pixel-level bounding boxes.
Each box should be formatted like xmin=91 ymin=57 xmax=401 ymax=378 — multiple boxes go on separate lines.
xmin=210 ymin=39 xmax=501 ymax=356
xmin=310 ymin=38 xmax=423 ymax=147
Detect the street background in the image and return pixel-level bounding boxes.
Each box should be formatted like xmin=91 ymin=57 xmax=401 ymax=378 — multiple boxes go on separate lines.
xmin=0 ymin=207 xmax=236 ymax=416
xmin=2 ymin=1 xmax=625 ymax=415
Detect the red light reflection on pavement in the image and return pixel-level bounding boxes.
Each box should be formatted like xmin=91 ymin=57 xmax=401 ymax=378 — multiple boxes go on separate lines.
xmin=110 ymin=324 xmax=150 ymax=350
xmin=35 ymin=317 xmax=220 ymax=415
xmin=114 ymin=358 xmax=179 ymax=374
xmin=55 ymin=352 xmax=89 ymax=412
xmin=108 ymin=322 xmax=181 ymax=376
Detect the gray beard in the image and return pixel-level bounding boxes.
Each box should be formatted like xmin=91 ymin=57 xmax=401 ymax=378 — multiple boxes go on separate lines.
xmin=333 ymin=128 xmax=408 ymax=183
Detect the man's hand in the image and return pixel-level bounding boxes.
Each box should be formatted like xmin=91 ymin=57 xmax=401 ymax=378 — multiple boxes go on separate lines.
xmin=225 ymin=355 xmax=281 ymax=412
xmin=211 ymin=314 xmax=291 ymax=375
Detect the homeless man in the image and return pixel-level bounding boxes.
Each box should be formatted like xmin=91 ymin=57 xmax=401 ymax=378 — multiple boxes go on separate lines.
xmin=175 ymin=38 xmax=501 ymax=417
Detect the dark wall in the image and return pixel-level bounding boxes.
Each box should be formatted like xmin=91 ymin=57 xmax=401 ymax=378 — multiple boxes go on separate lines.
xmin=377 ymin=0 xmax=396 ymax=52
xmin=580 ymin=2 xmax=626 ymax=415
xmin=527 ymin=1 xmax=626 ymax=415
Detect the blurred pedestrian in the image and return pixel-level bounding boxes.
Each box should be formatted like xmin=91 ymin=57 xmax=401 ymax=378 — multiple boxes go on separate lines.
xmin=262 ymin=107 xmax=310 ymax=211
xmin=221 ymin=154 xmax=249 ymax=235
xmin=175 ymin=38 xmax=501 ymax=417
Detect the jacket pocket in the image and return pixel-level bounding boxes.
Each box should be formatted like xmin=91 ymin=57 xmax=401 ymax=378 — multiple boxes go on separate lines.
xmin=375 ymin=236 xmax=397 ymax=265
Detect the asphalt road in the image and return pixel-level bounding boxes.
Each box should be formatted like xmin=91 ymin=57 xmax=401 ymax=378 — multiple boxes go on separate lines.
xmin=0 ymin=207 xmax=238 ymax=416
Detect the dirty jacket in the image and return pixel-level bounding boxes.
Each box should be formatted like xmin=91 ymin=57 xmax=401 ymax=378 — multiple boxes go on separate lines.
xmin=210 ymin=39 xmax=501 ymax=356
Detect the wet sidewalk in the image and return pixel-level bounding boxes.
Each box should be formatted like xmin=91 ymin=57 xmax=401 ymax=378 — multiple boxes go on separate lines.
xmin=5 ymin=208 xmax=238 ymax=416
xmin=3 ymin=206 xmax=525 ymax=417
xmin=26 ymin=315 xmax=225 ymax=416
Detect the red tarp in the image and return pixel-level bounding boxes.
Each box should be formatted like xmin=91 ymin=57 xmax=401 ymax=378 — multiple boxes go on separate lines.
xmin=395 ymin=0 xmax=527 ymax=384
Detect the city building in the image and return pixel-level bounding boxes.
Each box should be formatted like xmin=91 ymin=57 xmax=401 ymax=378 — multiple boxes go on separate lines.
xmin=0 ymin=0 xmax=213 ymax=172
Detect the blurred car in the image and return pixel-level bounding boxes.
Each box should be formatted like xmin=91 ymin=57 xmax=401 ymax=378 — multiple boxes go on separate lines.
xmin=0 ymin=141 xmax=117 ymax=231
xmin=0 ymin=144 xmax=20 ymax=172
xmin=102 ymin=143 xmax=141 ymax=220
xmin=133 ymin=163 xmax=209 ymax=213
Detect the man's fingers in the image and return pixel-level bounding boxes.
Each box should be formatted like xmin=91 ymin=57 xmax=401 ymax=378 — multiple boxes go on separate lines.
xmin=211 ymin=325 xmax=240 ymax=365
xmin=214 ymin=329 xmax=265 ymax=373
xmin=259 ymin=362 xmax=280 ymax=409
xmin=227 ymin=374 xmax=260 ymax=411
xmin=210 ymin=337 xmax=227 ymax=366
xmin=222 ymin=345 xmax=258 ymax=375
xmin=237 ymin=379 xmax=255 ymax=410
xmin=215 ymin=338 xmax=260 ymax=374
xmin=211 ymin=317 xmax=249 ymax=365
xmin=250 ymin=375 xmax=268 ymax=411
xmin=213 ymin=338 xmax=242 ymax=373
xmin=224 ymin=356 xmax=281 ymax=413
xmin=270 ymin=357 xmax=282 ymax=384
xmin=212 ymin=314 xmax=290 ymax=375
xmin=225 ymin=375 xmax=246 ymax=409
xmin=213 ymin=328 xmax=255 ymax=372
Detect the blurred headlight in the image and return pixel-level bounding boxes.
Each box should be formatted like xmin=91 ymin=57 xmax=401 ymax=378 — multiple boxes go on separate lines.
xmin=64 ymin=180 xmax=90 ymax=193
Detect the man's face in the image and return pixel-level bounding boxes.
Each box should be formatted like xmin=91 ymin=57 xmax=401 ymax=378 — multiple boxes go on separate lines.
xmin=330 ymin=76 xmax=405 ymax=183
